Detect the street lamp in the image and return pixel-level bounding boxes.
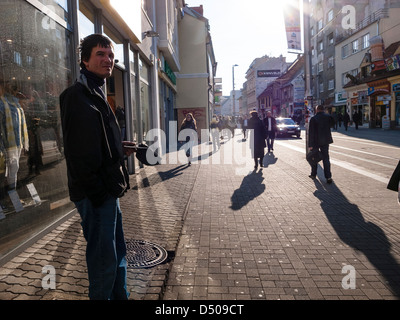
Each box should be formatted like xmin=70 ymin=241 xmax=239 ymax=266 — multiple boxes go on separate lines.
xmin=232 ymin=64 xmax=238 ymax=115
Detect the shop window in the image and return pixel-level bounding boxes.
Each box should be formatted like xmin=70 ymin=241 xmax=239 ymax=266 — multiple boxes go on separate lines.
xmin=103 ymin=23 xmax=124 ymax=68
xmin=78 ymin=0 xmax=95 ymax=40
xmin=0 ymin=0 xmax=74 ymax=257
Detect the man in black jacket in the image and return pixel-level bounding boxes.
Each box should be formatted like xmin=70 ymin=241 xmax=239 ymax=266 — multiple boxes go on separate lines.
xmin=308 ymin=105 xmax=334 ymax=183
xmin=263 ymin=111 xmax=277 ymax=153
xmin=60 ymin=34 xmax=135 ymax=300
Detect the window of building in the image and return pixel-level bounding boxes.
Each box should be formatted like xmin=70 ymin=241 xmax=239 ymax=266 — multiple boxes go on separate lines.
xmin=78 ymin=0 xmax=95 ymax=40
xmin=319 ymin=40 xmax=323 ymax=51
xmin=328 ymin=79 xmax=334 ymax=90
xmin=311 ymin=27 xmax=314 ymax=36
xmin=328 ymin=56 xmax=334 ymax=68
xmin=342 ymin=43 xmax=350 ymax=58
xmin=352 ymin=39 xmax=359 ymax=54
xmin=319 ymin=82 xmax=324 ymax=93
xmin=362 ymin=33 xmax=370 ymax=49
xmin=318 ymin=61 xmax=323 ymax=73
xmin=342 ymin=68 xmax=358 ymax=86
xmin=318 ymin=19 xmax=323 ymax=30
xmin=328 ymin=33 xmax=334 ymax=45
xmin=328 ymin=9 xmax=333 ymax=22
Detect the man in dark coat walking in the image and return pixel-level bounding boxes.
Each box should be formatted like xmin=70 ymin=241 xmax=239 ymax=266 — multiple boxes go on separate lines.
xmin=308 ymin=105 xmax=334 ymax=183
xmin=248 ymin=110 xmax=267 ymax=170
xmin=263 ymin=111 xmax=277 ymax=153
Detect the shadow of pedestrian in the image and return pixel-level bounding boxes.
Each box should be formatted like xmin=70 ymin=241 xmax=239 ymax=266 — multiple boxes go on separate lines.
xmin=230 ymin=170 xmax=265 ymax=211
xmin=313 ymin=179 xmax=400 ymax=297
xmin=262 ymin=152 xmax=278 ymax=168
xmin=133 ymin=165 xmax=188 ymax=189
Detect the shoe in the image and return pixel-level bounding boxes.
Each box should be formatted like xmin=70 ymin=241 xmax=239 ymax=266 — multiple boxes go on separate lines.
xmin=188 ymin=161 xmax=191 ymax=166
xmin=309 ymin=175 xmax=316 ymax=180
xmin=327 ymin=178 xmax=333 ymax=184
xmin=254 ymin=165 xmax=258 ymax=170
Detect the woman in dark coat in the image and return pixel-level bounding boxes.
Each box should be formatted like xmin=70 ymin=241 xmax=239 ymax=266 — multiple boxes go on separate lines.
xmin=247 ymin=110 xmax=267 ymax=170
xmin=180 ymin=113 xmax=197 ymax=166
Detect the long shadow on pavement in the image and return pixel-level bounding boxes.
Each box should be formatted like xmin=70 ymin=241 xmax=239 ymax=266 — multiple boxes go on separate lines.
xmin=230 ymin=169 xmax=265 ymax=211
xmin=313 ymin=179 xmax=400 ymax=297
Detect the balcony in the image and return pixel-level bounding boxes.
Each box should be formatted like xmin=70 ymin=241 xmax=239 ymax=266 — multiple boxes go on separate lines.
xmin=336 ymin=8 xmax=389 ymax=44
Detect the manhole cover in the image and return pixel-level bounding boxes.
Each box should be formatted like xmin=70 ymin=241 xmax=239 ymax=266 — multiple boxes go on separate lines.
xmin=125 ymin=239 xmax=168 ymax=269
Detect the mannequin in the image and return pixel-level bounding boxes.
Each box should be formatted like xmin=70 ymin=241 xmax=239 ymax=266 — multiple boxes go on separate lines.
xmin=0 ymin=82 xmax=29 ymax=190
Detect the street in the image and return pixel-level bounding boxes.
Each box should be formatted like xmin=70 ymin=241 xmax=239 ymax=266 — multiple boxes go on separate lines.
xmin=0 ymin=126 xmax=399 ymax=302
xmin=163 ymin=126 xmax=400 ymax=300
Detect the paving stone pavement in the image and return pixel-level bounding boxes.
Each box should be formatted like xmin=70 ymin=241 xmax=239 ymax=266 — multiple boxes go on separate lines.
xmin=0 ymin=154 xmax=200 ymax=300
xmin=1 ymin=128 xmax=400 ymax=302
xmin=163 ymin=129 xmax=400 ymax=300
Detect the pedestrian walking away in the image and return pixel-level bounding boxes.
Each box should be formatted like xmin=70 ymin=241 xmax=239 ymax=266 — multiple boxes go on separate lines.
xmin=308 ymin=104 xmax=334 ymax=184
xmin=248 ymin=110 xmax=267 ymax=170
xmin=180 ymin=112 xmax=197 ymax=166
xmin=353 ymin=110 xmax=360 ymax=129
xmin=210 ymin=116 xmax=220 ymax=152
xmin=60 ymin=34 xmax=136 ymax=300
xmin=263 ymin=111 xmax=277 ymax=153
xmin=343 ymin=110 xmax=350 ymax=131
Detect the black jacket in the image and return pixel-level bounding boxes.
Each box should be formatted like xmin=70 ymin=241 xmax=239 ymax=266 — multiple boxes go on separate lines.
xmin=60 ymin=73 xmax=129 ymax=207
xmin=263 ymin=116 xmax=277 ymax=133
xmin=309 ymin=111 xmax=334 ymax=148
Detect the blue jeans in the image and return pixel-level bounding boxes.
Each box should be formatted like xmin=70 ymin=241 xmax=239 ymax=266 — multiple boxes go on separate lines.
xmin=310 ymin=144 xmax=332 ymax=179
xmin=74 ymin=195 xmax=129 ymax=300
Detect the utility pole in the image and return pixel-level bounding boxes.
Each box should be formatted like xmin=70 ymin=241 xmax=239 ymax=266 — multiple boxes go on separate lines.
xmin=232 ymin=64 xmax=238 ymax=115
xmin=303 ymin=0 xmax=313 ymax=153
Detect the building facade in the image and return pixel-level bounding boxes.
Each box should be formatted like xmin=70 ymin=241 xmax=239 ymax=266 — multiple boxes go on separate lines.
xmin=245 ymin=55 xmax=289 ymax=113
xmin=175 ymin=5 xmax=217 ymax=133
xmin=0 ymin=0 xmax=216 ymax=262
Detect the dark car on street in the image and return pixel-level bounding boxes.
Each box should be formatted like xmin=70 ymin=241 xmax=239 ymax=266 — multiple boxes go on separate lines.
xmin=276 ymin=117 xmax=301 ymax=138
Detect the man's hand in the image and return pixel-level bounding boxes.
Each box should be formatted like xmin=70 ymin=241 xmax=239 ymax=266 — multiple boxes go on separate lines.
xmin=122 ymin=141 xmax=136 ymax=156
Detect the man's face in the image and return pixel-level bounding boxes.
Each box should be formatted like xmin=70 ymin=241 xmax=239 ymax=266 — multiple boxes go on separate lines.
xmin=83 ymin=44 xmax=114 ymax=79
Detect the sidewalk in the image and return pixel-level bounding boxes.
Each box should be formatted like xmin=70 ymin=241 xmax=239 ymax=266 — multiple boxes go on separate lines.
xmin=0 ymin=157 xmax=201 ymax=300
xmin=0 ymin=128 xmax=400 ymax=300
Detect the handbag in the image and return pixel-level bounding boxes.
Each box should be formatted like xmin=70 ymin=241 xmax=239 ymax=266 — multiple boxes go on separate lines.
xmin=135 ymin=143 xmax=160 ymax=166
xmin=306 ymin=148 xmax=323 ymax=166
xmin=387 ymin=160 xmax=400 ymax=192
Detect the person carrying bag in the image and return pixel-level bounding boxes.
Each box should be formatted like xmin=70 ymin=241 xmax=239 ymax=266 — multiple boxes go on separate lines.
xmin=387 ymin=160 xmax=400 ymax=205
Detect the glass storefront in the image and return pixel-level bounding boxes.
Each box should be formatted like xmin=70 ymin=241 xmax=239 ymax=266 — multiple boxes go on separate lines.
xmin=396 ymin=92 xmax=400 ymax=127
xmin=139 ymin=59 xmax=151 ymax=142
xmin=0 ymin=0 xmax=75 ymax=258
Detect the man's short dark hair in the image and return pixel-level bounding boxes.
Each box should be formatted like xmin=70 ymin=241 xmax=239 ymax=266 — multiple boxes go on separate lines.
xmin=316 ymin=105 xmax=324 ymax=111
xmin=79 ymin=34 xmax=114 ymax=69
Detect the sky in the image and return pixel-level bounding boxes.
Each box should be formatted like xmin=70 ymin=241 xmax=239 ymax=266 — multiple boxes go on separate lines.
xmin=186 ymin=0 xmax=300 ymax=96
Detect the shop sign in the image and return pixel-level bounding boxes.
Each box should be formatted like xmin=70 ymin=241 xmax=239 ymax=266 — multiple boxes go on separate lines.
xmin=377 ymin=94 xmax=392 ymax=102
xmin=164 ymin=61 xmax=176 ymax=85
xmin=257 ymin=70 xmax=281 ymax=77
xmin=386 ymin=55 xmax=400 ymax=71
xmin=393 ymin=83 xmax=400 ymax=92
xmin=335 ymin=92 xmax=347 ymax=103
xmin=371 ymin=60 xmax=386 ymax=72
xmin=368 ymin=85 xmax=390 ymax=96
xmin=351 ymin=98 xmax=358 ymax=105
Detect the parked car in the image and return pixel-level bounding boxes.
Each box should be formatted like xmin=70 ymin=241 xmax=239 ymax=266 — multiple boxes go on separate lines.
xmin=276 ymin=117 xmax=301 ymax=138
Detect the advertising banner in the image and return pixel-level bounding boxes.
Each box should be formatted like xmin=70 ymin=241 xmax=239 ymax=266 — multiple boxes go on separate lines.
xmin=283 ymin=0 xmax=302 ymax=52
